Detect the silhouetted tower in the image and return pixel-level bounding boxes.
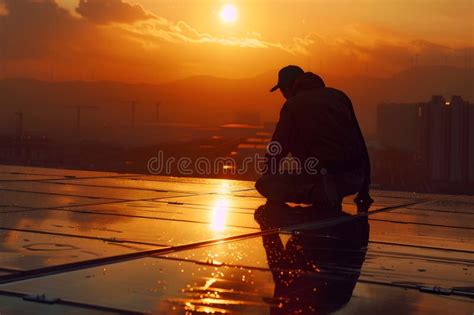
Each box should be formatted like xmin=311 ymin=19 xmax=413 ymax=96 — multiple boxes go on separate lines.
xmin=15 ymin=109 xmax=23 ymax=141
xmin=131 ymin=100 xmax=136 ymax=126
xmin=463 ymin=50 xmax=472 ymax=94
xmin=119 ymin=100 xmax=138 ymax=126
xmin=67 ymin=105 xmax=98 ymax=136
xmin=1 ymin=17 xmax=8 ymax=78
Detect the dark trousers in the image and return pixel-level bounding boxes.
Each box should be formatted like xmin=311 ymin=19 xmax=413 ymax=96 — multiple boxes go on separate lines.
xmin=255 ymin=168 xmax=364 ymax=208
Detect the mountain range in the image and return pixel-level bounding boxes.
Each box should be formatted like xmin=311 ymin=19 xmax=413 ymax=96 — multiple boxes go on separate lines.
xmin=0 ymin=65 xmax=472 ymax=139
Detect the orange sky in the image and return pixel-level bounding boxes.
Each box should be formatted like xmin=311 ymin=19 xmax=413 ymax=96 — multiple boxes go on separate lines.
xmin=0 ymin=0 xmax=473 ymax=82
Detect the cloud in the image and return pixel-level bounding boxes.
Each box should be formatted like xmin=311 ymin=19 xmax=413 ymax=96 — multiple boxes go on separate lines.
xmin=0 ymin=0 xmax=8 ymax=16
xmin=125 ymin=19 xmax=270 ymax=49
xmin=0 ymin=0 xmax=471 ymax=82
xmin=293 ymin=24 xmax=474 ymax=76
xmin=73 ymin=1 xmax=296 ymax=53
xmin=123 ymin=18 xmax=319 ymax=55
xmin=0 ymin=0 xmax=93 ymax=59
xmin=76 ymin=0 xmax=154 ymax=24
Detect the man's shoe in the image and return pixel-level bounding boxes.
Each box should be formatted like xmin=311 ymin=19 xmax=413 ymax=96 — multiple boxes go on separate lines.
xmin=354 ymin=194 xmax=374 ymax=213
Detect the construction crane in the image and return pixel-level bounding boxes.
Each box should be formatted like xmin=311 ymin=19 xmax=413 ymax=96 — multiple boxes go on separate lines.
xmin=66 ymin=105 xmax=98 ymax=136
xmin=14 ymin=109 xmax=23 ymax=141
xmin=118 ymin=100 xmax=138 ymax=126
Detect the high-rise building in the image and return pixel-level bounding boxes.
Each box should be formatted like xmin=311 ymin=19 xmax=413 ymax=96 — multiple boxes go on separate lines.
xmin=377 ymin=95 xmax=474 ymax=191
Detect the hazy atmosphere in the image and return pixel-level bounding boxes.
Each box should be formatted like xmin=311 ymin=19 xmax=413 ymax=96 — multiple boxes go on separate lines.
xmin=0 ymin=1 xmax=473 ymax=314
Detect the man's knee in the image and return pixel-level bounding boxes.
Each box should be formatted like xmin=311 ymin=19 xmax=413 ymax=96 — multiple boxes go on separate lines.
xmin=255 ymin=175 xmax=290 ymax=202
xmin=255 ymin=176 xmax=270 ymax=197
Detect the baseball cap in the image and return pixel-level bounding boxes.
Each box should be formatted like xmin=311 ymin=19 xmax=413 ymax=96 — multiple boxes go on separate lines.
xmin=270 ymin=65 xmax=304 ymax=92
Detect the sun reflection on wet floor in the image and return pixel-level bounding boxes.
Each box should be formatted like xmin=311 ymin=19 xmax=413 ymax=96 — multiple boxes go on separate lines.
xmin=210 ymin=182 xmax=233 ymax=232
xmin=217 ymin=182 xmax=231 ymax=194
xmin=210 ymin=198 xmax=230 ymax=232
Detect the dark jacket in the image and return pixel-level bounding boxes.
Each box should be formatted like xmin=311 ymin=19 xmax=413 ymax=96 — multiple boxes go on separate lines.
xmin=268 ymin=72 xmax=371 ymax=187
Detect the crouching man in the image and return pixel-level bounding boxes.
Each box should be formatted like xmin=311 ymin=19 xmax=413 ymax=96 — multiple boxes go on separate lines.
xmin=255 ymin=65 xmax=372 ymax=212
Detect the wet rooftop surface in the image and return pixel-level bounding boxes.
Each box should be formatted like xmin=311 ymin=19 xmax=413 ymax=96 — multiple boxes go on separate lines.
xmin=0 ymin=165 xmax=473 ymax=314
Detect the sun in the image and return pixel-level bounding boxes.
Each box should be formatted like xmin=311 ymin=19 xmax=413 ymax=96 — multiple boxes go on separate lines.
xmin=219 ymin=4 xmax=238 ymax=24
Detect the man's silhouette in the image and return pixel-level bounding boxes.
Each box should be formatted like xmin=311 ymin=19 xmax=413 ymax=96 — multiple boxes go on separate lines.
xmin=255 ymin=204 xmax=369 ymax=314
xmin=256 ymin=65 xmax=372 ymax=210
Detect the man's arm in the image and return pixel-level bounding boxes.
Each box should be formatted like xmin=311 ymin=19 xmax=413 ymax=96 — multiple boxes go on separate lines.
xmin=342 ymin=94 xmax=372 ymax=202
xmin=265 ymin=103 xmax=292 ymax=174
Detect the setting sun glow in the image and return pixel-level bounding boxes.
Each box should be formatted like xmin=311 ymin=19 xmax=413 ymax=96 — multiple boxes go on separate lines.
xmin=219 ymin=4 xmax=238 ymax=24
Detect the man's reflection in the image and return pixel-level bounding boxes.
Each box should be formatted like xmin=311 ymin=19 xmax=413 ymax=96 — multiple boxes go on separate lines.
xmin=256 ymin=204 xmax=369 ymax=314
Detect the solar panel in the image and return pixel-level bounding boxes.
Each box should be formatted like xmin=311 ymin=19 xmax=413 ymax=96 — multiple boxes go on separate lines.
xmin=0 ymin=165 xmax=473 ymax=314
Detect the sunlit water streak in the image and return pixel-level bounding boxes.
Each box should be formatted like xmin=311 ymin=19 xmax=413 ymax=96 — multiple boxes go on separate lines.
xmin=210 ymin=198 xmax=230 ymax=232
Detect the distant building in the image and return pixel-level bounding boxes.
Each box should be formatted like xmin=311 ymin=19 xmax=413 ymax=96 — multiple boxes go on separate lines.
xmin=376 ymin=95 xmax=474 ymax=193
